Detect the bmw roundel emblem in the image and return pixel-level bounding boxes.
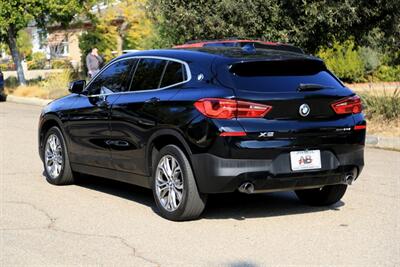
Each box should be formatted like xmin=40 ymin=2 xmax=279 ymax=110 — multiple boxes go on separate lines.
xmin=299 ymin=104 xmax=310 ymax=117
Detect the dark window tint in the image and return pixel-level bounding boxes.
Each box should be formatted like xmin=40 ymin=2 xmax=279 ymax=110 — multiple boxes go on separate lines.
xmin=88 ymin=58 xmax=136 ymax=94
xmin=160 ymin=61 xmax=186 ymax=88
xmin=229 ymin=60 xmax=343 ymax=92
xmin=131 ymin=58 xmax=167 ymax=91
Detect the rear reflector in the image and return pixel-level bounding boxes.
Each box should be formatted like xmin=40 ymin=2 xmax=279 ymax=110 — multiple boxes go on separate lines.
xmin=219 ymin=131 xmax=247 ymax=137
xmin=354 ymin=125 xmax=366 ymax=130
xmin=194 ymin=98 xmax=272 ymax=119
xmin=331 ymin=95 xmax=362 ymax=114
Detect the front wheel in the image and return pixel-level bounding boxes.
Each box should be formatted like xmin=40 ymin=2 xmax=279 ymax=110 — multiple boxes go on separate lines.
xmin=151 ymin=145 xmax=207 ymax=221
xmin=42 ymin=126 xmax=75 ymax=185
xmin=295 ymin=184 xmax=347 ymax=206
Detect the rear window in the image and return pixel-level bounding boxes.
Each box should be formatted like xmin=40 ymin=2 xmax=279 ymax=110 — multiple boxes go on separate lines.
xmin=229 ymin=60 xmax=343 ymax=92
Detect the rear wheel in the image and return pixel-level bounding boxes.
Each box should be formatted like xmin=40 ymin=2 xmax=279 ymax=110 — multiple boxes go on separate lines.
xmin=42 ymin=126 xmax=75 ymax=185
xmin=152 ymin=145 xmax=207 ymax=221
xmin=295 ymin=184 xmax=347 ymax=206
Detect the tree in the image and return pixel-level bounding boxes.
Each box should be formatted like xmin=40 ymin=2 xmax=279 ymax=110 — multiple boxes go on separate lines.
xmin=17 ymin=29 xmax=33 ymax=60
xmin=79 ymin=0 xmax=156 ymax=73
xmin=149 ymin=0 xmax=399 ymax=54
xmin=0 ymin=0 xmax=85 ymax=85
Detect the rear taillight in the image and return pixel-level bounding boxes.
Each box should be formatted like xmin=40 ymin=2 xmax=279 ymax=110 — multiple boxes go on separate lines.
xmin=331 ymin=95 xmax=362 ymax=114
xmin=354 ymin=125 xmax=366 ymax=130
xmin=194 ymin=98 xmax=272 ymax=119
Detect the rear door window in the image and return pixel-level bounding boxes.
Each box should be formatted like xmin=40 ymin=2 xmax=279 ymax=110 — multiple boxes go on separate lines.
xmin=159 ymin=61 xmax=186 ymax=88
xmin=130 ymin=58 xmax=167 ymax=91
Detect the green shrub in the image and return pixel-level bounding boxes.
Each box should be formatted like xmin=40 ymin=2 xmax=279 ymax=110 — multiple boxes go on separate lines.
xmin=28 ymin=52 xmax=47 ymax=70
xmin=50 ymin=59 xmax=72 ymax=69
xmin=360 ymin=89 xmax=400 ymax=120
xmin=358 ymin=46 xmax=380 ymax=74
xmin=4 ymin=76 xmax=19 ymax=89
xmin=372 ymin=65 xmax=400 ymax=82
xmin=40 ymin=70 xmax=71 ymax=99
xmin=317 ymin=39 xmax=365 ymax=83
xmin=0 ymin=62 xmax=16 ymax=71
xmin=0 ymin=63 xmax=7 ymax=71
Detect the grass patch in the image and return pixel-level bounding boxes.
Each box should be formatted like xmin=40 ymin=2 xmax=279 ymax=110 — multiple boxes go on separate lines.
xmin=10 ymin=85 xmax=48 ymax=99
xmin=366 ymin=117 xmax=400 ymax=137
xmin=358 ymin=89 xmax=400 ymax=137
xmin=359 ymin=89 xmax=400 ymax=120
xmin=6 ymin=70 xmax=71 ymax=99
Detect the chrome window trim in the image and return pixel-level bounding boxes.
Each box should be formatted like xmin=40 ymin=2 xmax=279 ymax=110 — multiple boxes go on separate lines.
xmin=85 ymin=55 xmax=192 ymax=97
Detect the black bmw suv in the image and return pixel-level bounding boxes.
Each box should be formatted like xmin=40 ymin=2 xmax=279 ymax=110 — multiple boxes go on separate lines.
xmin=38 ymin=47 xmax=365 ymax=221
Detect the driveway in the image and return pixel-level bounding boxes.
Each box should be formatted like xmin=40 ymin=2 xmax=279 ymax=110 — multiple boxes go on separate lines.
xmin=1 ymin=102 xmax=399 ymax=266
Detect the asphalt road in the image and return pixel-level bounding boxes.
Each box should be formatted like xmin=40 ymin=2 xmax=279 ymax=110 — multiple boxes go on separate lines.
xmin=1 ymin=102 xmax=399 ymax=266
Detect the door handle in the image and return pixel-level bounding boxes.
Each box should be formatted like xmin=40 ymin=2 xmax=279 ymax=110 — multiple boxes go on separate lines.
xmin=145 ymin=97 xmax=160 ymax=104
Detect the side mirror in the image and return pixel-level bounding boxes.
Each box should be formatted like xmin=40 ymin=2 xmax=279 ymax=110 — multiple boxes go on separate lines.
xmin=69 ymin=80 xmax=86 ymax=94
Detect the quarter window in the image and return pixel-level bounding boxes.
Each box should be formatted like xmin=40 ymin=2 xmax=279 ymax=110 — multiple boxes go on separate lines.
xmin=130 ymin=58 xmax=167 ymax=91
xmin=160 ymin=61 xmax=186 ymax=88
xmin=88 ymin=58 xmax=136 ymax=95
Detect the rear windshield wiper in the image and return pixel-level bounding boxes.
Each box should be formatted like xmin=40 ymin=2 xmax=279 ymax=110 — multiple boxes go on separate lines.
xmin=297 ymin=83 xmax=335 ymax=91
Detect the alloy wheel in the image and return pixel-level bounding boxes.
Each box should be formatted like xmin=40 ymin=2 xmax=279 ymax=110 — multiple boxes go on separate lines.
xmin=45 ymin=134 xmax=63 ymax=179
xmin=155 ymin=155 xmax=184 ymax=212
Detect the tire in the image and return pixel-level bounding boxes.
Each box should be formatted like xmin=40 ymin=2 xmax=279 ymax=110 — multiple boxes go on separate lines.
xmin=295 ymin=184 xmax=347 ymax=206
xmin=42 ymin=126 xmax=75 ymax=185
xmin=151 ymin=145 xmax=207 ymax=221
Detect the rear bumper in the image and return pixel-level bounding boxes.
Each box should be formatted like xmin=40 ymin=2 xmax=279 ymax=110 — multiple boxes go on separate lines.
xmin=191 ymin=147 xmax=364 ymax=193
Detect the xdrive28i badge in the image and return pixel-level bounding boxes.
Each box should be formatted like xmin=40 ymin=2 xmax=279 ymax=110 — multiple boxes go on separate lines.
xmin=299 ymin=103 xmax=310 ymax=117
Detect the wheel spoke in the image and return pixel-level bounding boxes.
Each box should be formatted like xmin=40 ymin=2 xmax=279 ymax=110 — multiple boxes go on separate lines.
xmin=50 ymin=136 xmax=56 ymax=152
xmin=173 ymin=187 xmax=182 ymax=202
xmin=158 ymin=158 xmax=170 ymax=180
xmin=170 ymin=158 xmax=178 ymax=176
xmin=167 ymin=191 xmax=173 ymax=210
xmin=172 ymin=166 xmax=181 ymax=179
xmin=157 ymin=180 xmax=168 ymax=188
xmin=170 ymin=189 xmax=177 ymax=210
xmin=55 ymin=163 xmax=61 ymax=175
xmin=50 ymin=163 xmax=56 ymax=176
xmin=165 ymin=157 xmax=173 ymax=178
xmin=159 ymin=187 xmax=168 ymax=199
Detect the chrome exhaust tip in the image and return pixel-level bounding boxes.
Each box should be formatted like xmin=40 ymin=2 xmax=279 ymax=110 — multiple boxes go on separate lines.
xmin=345 ymin=174 xmax=354 ymax=185
xmin=238 ymin=182 xmax=255 ymax=194
xmin=345 ymin=167 xmax=358 ymax=185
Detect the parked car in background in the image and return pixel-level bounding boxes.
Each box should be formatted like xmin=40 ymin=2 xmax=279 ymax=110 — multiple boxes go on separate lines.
xmin=0 ymin=69 xmax=5 ymax=101
xmin=38 ymin=46 xmax=366 ymax=221
xmin=174 ymin=39 xmax=305 ymax=54
xmin=0 ymin=69 xmax=3 ymax=88
xmin=122 ymin=49 xmax=141 ymax=54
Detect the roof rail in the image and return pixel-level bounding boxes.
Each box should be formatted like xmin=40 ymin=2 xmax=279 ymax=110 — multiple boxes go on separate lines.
xmin=185 ymin=37 xmax=261 ymax=44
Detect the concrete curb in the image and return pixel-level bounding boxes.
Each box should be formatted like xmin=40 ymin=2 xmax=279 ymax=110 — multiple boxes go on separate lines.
xmin=3 ymin=95 xmax=400 ymax=151
xmin=5 ymin=95 xmax=52 ymax=107
xmin=365 ymin=135 xmax=400 ymax=151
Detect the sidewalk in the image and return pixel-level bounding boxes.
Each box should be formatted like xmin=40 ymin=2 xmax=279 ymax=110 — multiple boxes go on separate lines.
xmin=2 ymin=95 xmax=400 ymax=151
